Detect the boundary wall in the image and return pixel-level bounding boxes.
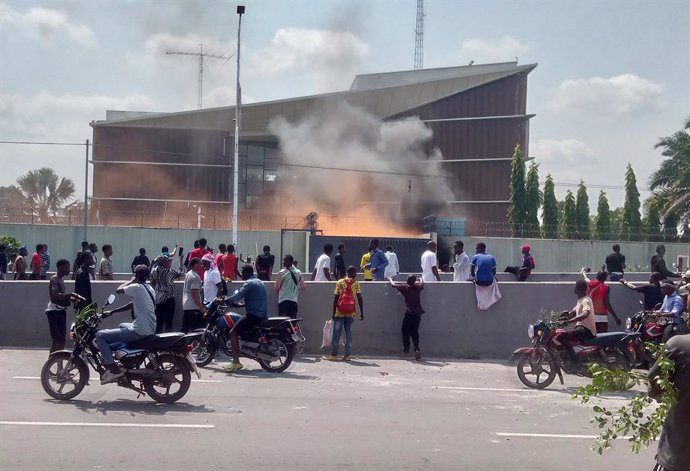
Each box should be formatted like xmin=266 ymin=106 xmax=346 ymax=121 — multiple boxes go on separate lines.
xmin=1 ymin=280 xmax=645 ymax=358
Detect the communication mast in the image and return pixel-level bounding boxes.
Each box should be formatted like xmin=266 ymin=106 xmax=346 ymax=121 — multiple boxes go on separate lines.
xmin=414 ymin=0 xmax=425 ymax=70
xmin=165 ymin=44 xmax=234 ymax=109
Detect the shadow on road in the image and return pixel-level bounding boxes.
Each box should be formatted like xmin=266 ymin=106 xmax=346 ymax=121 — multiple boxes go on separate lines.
xmin=44 ymin=398 xmax=215 ymax=415
xmin=203 ymin=364 xmax=320 ymax=380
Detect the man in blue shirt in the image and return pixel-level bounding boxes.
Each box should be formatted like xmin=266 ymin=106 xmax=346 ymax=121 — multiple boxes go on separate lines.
xmin=470 ymin=242 xmax=497 ymax=286
xmin=223 ymin=264 xmax=268 ymax=372
xmin=656 ymin=281 xmax=689 ymax=342
xmin=367 ymin=238 xmax=389 ymax=281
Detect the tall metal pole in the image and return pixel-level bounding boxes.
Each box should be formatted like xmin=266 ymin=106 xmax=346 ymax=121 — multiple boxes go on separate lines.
xmin=232 ymin=5 xmax=245 ymax=246
xmin=83 ymin=139 xmax=90 ymax=242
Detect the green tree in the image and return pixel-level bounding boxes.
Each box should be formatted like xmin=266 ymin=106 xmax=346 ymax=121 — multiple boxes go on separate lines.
xmin=561 ymin=190 xmax=577 ymax=239
xmin=643 ymin=197 xmax=662 ymax=242
xmin=575 ymin=180 xmax=591 ymax=239
xmin=594 ymin=191 xmax=612 ymax=240
xmin=620 ymin=163 xmax=643 ymax=241
xmin=650 ymin=116 xmax=690 ymax=235
xmin=542 ymin=174 xmax=559 ymax=239
xmin=508 ymin=144 xmax=528 ymax=237
xmin=15 ymin=167 xmax=76 ymax=223
xmin=0 ymin=235 xmax=21 ymax=256
xmin=524 ymin=161 xmax=542 ymax=238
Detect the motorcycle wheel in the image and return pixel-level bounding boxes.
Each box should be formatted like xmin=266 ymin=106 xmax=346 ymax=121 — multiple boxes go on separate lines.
xmin=258 ymin=338 xmax=294 ymax=373
xmin=143 ymin=354 xmax=191 ymax=404
xmin=517 ymin=351 xmax=557 ymax=389
xmin=190 ymin=329 xmax=217 ymax=368
xmin=41 ymin=352 xmax=89 ymax=400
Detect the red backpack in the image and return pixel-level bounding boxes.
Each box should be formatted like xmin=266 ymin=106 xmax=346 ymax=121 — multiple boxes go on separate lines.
xmin=337 ymin=278 xmax=357 ymax=314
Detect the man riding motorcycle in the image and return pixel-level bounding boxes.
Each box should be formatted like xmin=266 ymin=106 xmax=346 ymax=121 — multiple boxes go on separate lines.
xmin=221 ymin=264 xmax=268 ymax=373
xmin=655 ymin=281 xmax=689 ymax=342
xmin=558 ymin=279 xmax=596 ymax=366
xmin=94 ymin=265 xmax=157 ymax=384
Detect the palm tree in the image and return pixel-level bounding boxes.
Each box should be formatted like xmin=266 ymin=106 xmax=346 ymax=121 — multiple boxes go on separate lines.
xmin=15 ymin=168 xmax=76 ymax=223
xmin=649 ymin=116 xmax=690 ymax=232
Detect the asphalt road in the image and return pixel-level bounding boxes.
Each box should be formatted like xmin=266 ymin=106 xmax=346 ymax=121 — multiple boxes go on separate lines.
xmin=0 ymin=349 xmax=657 ymax=470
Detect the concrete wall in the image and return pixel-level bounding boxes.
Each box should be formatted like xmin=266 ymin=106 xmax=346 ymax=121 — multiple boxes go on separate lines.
xmin=0 ymin=279 xmax=646 ymax=358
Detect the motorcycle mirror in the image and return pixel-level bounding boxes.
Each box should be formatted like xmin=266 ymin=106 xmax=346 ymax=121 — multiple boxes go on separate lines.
xmin=106 ymin=294 xmax=116 ymax=306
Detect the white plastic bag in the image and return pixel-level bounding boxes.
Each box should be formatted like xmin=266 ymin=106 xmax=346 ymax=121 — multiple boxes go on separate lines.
xmin=321 ymin=319 xmax=345 ymax=349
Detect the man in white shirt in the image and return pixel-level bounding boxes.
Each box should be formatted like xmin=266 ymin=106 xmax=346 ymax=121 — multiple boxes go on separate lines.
xmin=384 ymin=246 xmax=400 ymax=280
xmin=420 ymin=241 xmax=441 ymax=282
xmin=311 ymin=243 xmax=333 ymax=281
xmin=452 ymin=240 xmax=470 ymax=282
xmin=201 ymin=253 xmax=223 ymax=302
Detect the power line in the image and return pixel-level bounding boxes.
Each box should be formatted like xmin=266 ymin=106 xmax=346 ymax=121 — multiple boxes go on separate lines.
xmin=0 ymin=140 xmax=84 ymax=146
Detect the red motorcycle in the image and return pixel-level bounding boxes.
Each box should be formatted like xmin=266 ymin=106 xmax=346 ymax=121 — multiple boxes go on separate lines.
xmin=511 ymin=319 xmax=642 ymax=389
xmin=626 ymin=309 xmax=668 ymax=368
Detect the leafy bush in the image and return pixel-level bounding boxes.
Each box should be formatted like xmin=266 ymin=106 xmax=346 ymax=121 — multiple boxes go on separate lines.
xmin=0 ymin=235 xmax=21 ymax=255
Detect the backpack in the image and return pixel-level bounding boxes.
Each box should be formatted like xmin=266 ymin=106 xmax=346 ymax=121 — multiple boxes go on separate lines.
xmin=337 ymin=278 xmax=357 ymax=314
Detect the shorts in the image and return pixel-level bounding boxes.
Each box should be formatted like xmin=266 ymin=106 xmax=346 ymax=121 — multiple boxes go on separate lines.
xmin=278 ymin=300 xmax=299 ymax=318
xmin=233 ymin=313 xmax=264 ymax=335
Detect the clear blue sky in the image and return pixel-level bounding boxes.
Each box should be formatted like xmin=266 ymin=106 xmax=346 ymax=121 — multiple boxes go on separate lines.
xmin=1 ymin=0 xmax=688 ymax=210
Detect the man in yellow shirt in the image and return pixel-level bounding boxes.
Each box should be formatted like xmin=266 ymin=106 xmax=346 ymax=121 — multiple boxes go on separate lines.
xmin=360 ymin=250 xmax=373 ymax=281
xmin=323 ymin=266 xmax=364 ymax=361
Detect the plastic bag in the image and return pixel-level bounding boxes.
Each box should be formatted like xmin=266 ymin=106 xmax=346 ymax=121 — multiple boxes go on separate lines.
xmin=321 ymin=319 xmax=345 ymax=349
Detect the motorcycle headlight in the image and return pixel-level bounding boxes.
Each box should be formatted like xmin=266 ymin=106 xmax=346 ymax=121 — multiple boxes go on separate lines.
xmin=625 ymin=317 xmax=632 ymax=330
xmin=528 ymin=324 xmax=535 ymax=339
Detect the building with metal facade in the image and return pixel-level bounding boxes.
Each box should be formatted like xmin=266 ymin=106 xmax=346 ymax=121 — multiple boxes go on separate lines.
xmin=90 ymin=61 xmax=536 ymax=231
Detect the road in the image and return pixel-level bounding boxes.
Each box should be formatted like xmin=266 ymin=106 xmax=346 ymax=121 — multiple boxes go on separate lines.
xmin=0 ymin=349 xmax=656 ymax=470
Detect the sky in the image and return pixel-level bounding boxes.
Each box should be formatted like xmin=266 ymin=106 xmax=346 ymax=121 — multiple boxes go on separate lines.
xmin=1 ymin=0 xmax=688 ymax=212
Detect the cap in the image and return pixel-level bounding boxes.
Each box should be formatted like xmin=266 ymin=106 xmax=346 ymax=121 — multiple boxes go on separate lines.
xmin=18 ymin=246 xmax=26 ymax=251
xmin=201 ymin=254 xmax=215 ymax=263
xmin=521 ymin=244 xmax=531 ymax=251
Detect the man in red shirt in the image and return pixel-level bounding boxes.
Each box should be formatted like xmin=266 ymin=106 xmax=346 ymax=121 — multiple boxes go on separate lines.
xmin=215 ymin=243 xmax=227 ymax=272
xmin=221 ymin=244 xmax=241 ymax=280
xmin=581 ymin=268 xmax=621 ymax=333
xmin=188 ymin=237 xmax=211 ymax=279
xmin=29 ymin=244 xmax=45 ymax=280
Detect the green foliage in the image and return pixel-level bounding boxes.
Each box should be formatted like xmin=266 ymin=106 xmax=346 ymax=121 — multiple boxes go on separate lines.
xmin=0 ymin=235 xmax=21 ymax=255
xmin=15 ymin=167 xmax=76 ymax=223
xmin=74 ymin=303 xmax=96 ymax=327
xmin=561 ymin=190 xmax=577 ymax=239
xmin=573 ymin=343 xmax=677 ymax=455
xmin=644 ymin=198 xmax=663 ymax=242
xmin=620 ymin=163 xmax=643 ymax=241
xmin=524 ymin=162 xmax=542 ymax=238
xmin=542 ymin=174 xmax=559 ymax=239
xmin=508 ymin=144 xmax=528 ymax=237
xmin=594 ymin=191 xmax=612 ymax=240
xmin=575 ymin=180 xmax=591 ymax=240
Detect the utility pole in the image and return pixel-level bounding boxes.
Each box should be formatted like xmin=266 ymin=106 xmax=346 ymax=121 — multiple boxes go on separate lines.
xmin=83 ymin=139 xmax=90 ymax=242
xmin=166 ymin=44 xmax=233 ymax=109
xmin=414 ymin=0 xmax=424 ymax=70
xmin=232 ymin=6 xmax=245 ymax=246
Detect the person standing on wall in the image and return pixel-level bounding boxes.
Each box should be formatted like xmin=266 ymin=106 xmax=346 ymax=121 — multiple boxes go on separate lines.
xmin=29 ymin=244 xmax=44 ymax=280
xmin=275 ymin=254 xmax=306 ymax=319
xmin=72 ymin=241 xmax=89 ymax=279
xmin=221 ymin=244 xmax=241 ymax=281
xmin=452 ymin=240 xmax=470 ymax=282
xmin=420 ymin=241 xmax=441 ymax=282
xmin=651 ymin=244 xmax=680 ymax=281
xmin=74 ymin=252 xmax=92 ymax=309
xmin=384 ymin=245 xmax=400 ymax=281
xmin=40 ymin=244 xmax=51 ymax=280
xmin=181 ymin=258 xmax=207 ymax=333
xmin=311 ymin=243 xmax=333 ymax=281
xmin=581 ymin=268 xmax=621 ymax=333
xmin=255 ymin=245 xmax=275 ymax=281
xmin=360 ymin=248 xmax=373 ymax=281
xmin=334 ymin=243 xmax=347 ymax=280
xmin=88 ymin=243 xmax=99 ymax=279
xmin=14 ymin=246 xmax=27 ymax=280
xmin=367 ymin=239 xmax=388 ymax=281
xmin=605 ymin=244 xmax=626 ymax=282
xmin=98 ymin=244 xmax=114 ymax=280
xmin=45 ymin=259 xmax=78 ymax=353
xmin=214 ymin=243 xmax=227 ymax=273
xmin=150 ymin=252 xmax=184 ymax=333
xmin=388 ymin=275 xmax=425 ymax=360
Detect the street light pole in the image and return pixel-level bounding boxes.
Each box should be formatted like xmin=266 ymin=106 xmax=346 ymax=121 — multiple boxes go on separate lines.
xmin=83 ymin=139 xmax=90 ymax=242
xmin=232 ymin=5 xmax=245 ymax=246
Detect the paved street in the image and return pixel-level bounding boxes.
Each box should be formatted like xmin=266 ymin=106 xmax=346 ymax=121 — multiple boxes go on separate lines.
xmin=0 ymin=348 xmax=656 ymax=470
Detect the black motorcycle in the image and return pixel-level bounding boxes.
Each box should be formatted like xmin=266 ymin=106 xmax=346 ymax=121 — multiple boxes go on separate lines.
xmin=191 ymin=297 xmax=305 ymax=373
xmin=41 ymin=294 xmax=202 ymax=404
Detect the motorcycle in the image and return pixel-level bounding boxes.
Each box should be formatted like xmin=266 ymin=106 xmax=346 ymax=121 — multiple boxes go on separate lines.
xmin=625 ymin=303 xmax=668 ymax=369
xmin=41 ymin=294 xmax=202 ymax=404
xmin=191 ymin=297 xmax=305 ymax=373
xmin=511 ymin=318 xmax=642 ymax=389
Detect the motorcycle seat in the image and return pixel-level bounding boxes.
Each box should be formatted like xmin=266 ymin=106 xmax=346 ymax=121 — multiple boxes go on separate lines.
xmin=127 ymin=332 xmax=186 ymax=350
xmin=581 ymin=332 xmax=629 ymax=347
xmin=258 ymin=317 xmax=292 ymax=329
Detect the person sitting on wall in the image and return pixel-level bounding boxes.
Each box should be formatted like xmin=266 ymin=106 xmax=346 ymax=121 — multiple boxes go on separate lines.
xmin=504 ymin=244 xmax=535 ymax=281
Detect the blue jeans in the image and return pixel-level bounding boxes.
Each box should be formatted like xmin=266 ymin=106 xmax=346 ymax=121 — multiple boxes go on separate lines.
xmin=94 ymin=324 xmax=147 ymax=365
xmin=331 ymin=316 xmax=354 ymax=356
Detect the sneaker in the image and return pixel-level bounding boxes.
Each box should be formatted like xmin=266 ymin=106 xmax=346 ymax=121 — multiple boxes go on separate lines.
xmin=100 ymin=368 xmax=125 ymax=385
xmin=341 ymin=354 xmax=351 ymax=362
xmin=223 ymin=362 xmax=244 ymax=373
xmin=414 ymin=351 xmax=422 ymax=361
xmin=400 ymin=350 xmax=410 ymax=358
xmin=322 ymin=354 xmax=339 ymax=361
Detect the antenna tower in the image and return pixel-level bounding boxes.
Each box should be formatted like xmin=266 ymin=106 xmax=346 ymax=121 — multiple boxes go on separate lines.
xmin=414 ymin=0 xmax=424 ymax=70
xmin=165 ymin=44 xmax=234 ymax=109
